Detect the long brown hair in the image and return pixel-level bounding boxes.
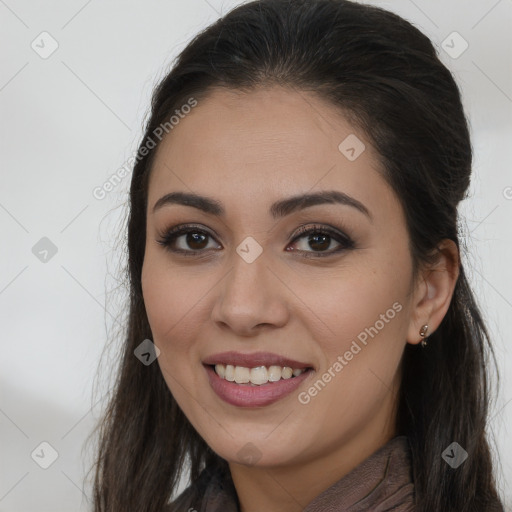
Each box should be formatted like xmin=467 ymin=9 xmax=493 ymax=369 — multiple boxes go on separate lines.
xmin=87 ymin=1 xmax=505 ymax=510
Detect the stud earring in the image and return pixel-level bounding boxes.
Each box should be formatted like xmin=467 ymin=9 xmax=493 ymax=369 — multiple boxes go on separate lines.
xmin=419 ymin=324 xmax=429 ymax=348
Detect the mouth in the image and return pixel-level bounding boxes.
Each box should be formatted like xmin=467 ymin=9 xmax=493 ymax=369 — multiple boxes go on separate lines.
xmin=206 ymin=363 xmax=311 ymax=386
xmin=202 ymin=351 xmax=315 ymax=407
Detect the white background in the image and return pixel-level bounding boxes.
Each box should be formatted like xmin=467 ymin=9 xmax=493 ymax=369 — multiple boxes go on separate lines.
xmin=1 ymin=0 xmax=511 ymax=510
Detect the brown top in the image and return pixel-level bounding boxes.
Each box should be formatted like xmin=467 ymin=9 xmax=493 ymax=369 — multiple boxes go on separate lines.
xmin=166 ymin=435 xmax=415 ymax=511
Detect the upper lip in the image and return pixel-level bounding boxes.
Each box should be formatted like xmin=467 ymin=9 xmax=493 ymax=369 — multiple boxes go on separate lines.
xmin=203 ymin=351 xmax=313 ymax=369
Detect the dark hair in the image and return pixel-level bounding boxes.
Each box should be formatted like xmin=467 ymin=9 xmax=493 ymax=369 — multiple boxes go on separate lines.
xmin=88 ymin=0 xmax=504 ymax=510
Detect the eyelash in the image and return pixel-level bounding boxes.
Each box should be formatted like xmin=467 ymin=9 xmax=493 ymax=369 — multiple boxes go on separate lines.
xmin=156 ymin=223 xmax=355 ymax=258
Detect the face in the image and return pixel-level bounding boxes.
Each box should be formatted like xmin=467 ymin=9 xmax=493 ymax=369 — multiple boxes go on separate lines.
xmin=141 ymin=86 xmax=418 ymax=468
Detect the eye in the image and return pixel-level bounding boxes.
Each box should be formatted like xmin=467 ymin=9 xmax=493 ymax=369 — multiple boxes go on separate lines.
xmin=287 ymin=223 xmax=355 ymax=257
xmin=156 ymin=222 xmax=355 ymax=258
xmin=157 ymin=224 xmax=221 ymax=256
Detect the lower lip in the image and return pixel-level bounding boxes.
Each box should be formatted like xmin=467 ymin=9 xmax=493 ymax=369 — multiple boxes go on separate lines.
xmin=204 ymin=364 xmax=313 ymax=408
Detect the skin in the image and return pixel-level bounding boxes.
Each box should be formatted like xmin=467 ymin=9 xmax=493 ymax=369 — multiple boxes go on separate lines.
xmin=141 ymin=86 xmax=459 ymax=511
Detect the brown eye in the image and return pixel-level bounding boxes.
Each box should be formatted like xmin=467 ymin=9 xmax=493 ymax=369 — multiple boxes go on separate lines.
xmin=157 ymin=223 xmax=354 ymax=258
xmin=304 ymin=233 xmax=333 ymax=252
xmin=185 ymin=232 xmax=209 ymax=250
xmin=288 ymin=224 xmax=355 ymax=257
xmin=157 ymin=225 xmax=221 ymax=255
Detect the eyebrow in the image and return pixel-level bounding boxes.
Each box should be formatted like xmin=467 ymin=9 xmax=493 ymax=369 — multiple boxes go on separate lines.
xmin=152 ymin=190 xmax=372 ymax=222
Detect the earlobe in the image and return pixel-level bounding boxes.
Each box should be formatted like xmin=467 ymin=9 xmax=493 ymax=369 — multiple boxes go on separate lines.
xmin=406 ymin=239 xmax=460 ymax=346
xmin=419 ymin=323 xmax=429 ymax=348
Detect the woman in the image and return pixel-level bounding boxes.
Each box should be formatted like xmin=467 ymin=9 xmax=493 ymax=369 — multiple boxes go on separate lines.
xmin=89 ymin=0 xmax=505 ymax=510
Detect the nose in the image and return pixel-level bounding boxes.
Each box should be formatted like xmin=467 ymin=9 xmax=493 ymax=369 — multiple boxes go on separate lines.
xmin=210 ymin=250 xmax=290 ymax=336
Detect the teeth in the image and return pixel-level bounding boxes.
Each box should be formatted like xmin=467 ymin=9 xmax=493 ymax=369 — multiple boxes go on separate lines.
xmin=214 ymin=364 xmax=306 ymax=385
xmin=216 ymin=363 xmax=226 ymax=379
xmin=281 ymin=367 xmax=293 ymax=379
xmin=225 ymin=364 xmax=235 ymax=382
xmin=234 ymin=366 xmax=250 ymax=384
xmin=268 ymin=365 xmax=282 ymax=382
xmin=250 ymin=366 xmax=268 ymax=385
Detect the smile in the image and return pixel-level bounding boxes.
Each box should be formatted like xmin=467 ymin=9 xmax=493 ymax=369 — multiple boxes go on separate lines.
xmin=213 ymin=364 xmax=306 ymax=385
xmin=202 ymin=351 xmax=315 ymax=407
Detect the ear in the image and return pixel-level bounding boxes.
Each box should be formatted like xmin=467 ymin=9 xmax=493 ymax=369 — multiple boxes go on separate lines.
xmin=406 ymin=239 xmax=460 ymax=345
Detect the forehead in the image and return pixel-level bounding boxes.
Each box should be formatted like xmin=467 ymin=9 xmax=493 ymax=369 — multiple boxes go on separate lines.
xmin=147 ymin=86 xmax=394 ymax=219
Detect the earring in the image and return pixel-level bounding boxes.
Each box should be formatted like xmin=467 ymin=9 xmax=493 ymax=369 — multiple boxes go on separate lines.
xmin=419 ymin=324 xmax=429 ymax=348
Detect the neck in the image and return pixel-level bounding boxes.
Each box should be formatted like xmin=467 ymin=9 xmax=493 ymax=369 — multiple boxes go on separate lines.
xmin=229 ymin=395 xmax=397 ymax=512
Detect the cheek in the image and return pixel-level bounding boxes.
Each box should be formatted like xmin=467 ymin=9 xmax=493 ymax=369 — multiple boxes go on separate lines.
xmin=295 ymin=261 xmax=409 ymax=349
xmin=141 ymin=251 xmax=206 ymax=339
xmin=141 ymin=256 xmax=208 ymax=414
xmin=141 ymin=266 xmax=175 ymax=339
xmin=290 ymin=272 xmax=405 ymax=415
xmin=292 ymin=261 xmax=410 ymax=406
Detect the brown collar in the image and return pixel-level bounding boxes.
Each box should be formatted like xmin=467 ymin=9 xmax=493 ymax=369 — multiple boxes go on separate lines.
xmin=168 ymin=436 xmax=415 ymax=511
